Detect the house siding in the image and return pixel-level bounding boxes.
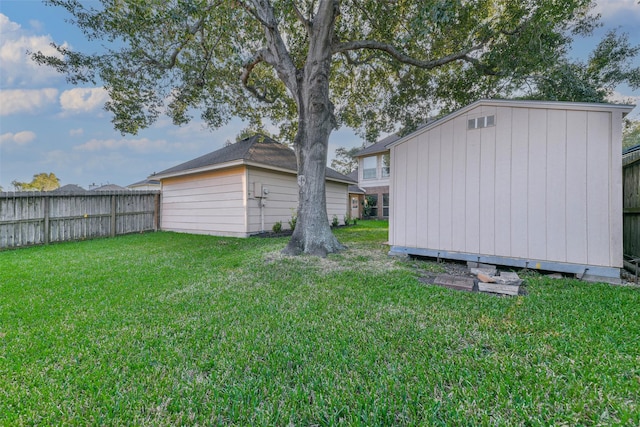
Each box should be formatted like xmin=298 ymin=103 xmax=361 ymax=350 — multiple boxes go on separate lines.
xmin=358 ymin=154 xmax=390 ymax=214
xmin=161 ymin=166 xmax=248 ymax=237
xmin=246 ymin=167 xmax=298 ymax=233
xmin=326 ymin=181 xmax=350 ymax=222
xmin=390 ymin=102 xmax=626 ymax=274
xmin=246 ymin=167 xmax=350 ymax=233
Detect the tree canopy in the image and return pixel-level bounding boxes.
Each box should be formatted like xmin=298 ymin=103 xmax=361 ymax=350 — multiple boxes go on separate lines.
xmin=521 ymin=30 xmax=640 ymax=103
xmin=624 ymin=118 xmax=640 ymax=150
xmin=330 ymin=146 xmax=361 ymax=176
xmin=12 ymin=173 xmax=61 ymax=192
xmin=33 ymin=0 xmax=639 ymax=255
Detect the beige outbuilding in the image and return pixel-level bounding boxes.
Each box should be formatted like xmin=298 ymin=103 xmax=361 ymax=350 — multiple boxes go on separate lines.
xmin=388 ymin=99 xmax=634 ymax=281
xmin=153 ymin=135 xmax=355 ymax=237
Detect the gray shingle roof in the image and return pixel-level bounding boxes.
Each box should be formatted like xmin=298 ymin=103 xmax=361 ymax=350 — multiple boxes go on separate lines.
xmin=52 ymin=184 xmax=87 ymax=194
xmin=154 ymin=134 xmax=355 ymax=183
xmin=355 ymin=123 xmax=432 ymax=157
xmin=91 ymin=184 xmax=129 ymax=191
xmin=355 ymin=134 xmax=400 ymax=157
xmin=128 ymin=178 xmax=160 ymax=187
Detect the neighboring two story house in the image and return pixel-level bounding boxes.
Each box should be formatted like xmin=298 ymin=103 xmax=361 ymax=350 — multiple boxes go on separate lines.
xmin=352 ymin=123 xmax=432 ymax=219
xmin=351 ymin=134 xmax=396 ymax=219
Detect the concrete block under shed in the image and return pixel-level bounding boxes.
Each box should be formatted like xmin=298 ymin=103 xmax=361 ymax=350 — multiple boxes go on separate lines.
xmin=579 ymin=273 xmax=623 ymax=285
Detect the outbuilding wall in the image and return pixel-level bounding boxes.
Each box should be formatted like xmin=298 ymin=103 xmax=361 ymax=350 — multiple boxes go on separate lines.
xmin=326 ymin=181 xmax=351 ymax=223
xmin=161 ymin=166 xmax=248 ymax=237
xmin=246 ymin=167 xmax=350 ymax=233
xmin=247 ymin=167 xmax=298 ymax=233
xmin=389 ymin=101 xmax=627 ymax=277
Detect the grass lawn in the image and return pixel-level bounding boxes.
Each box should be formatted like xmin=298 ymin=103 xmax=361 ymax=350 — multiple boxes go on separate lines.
xmin=1 ymin=221 xmax=639 ymax=426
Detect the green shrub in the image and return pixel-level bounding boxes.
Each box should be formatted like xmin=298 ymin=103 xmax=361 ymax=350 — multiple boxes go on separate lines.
xmin=288 ymin=213 xmax=297 ymax=231
xmin=332 ymin=214 xmax=339 ymax=227
xmin=272 ymin=221 xmax=282 ymax=233
xmin=344 ymin=212 xmax=351 ymax=226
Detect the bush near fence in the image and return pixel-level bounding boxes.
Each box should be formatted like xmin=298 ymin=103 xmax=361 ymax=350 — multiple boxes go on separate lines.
xmin=0 ymin=191 xmax=160 ymax=249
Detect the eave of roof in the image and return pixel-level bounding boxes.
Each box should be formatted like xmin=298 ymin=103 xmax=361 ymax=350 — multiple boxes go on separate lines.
xmin=152 ymin=134 xmax=356 ymax=184
xmin=348 ymin=185 xmax=365 ymax=194
xmin=355 ymin=134 xmax=398 ymax=157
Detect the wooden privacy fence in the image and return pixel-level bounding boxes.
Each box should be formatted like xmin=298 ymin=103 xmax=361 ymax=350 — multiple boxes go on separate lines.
xmin=623 ymin=147 xmax=640 ymax=261
xmin=0 ymin=191 xmax=160 ymax=249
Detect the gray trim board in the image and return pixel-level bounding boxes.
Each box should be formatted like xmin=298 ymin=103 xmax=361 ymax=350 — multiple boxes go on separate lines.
xmin=388 ymin=246 xmax=621 ymax=279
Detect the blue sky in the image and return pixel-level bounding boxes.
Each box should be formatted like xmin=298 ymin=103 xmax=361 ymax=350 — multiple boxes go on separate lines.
xmin=1 ymin=1 xmax=639 ymax=190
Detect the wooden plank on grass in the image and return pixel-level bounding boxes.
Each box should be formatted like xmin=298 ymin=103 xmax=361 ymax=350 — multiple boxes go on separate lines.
xmin=478 ymin=282 xmax=520 ymax=296
xmin=434 ymin=274 xmax=476 ymax=292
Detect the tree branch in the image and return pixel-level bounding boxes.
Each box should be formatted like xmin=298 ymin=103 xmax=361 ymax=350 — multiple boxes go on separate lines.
xmin=235 ymin=0 xmax=300 ymax=97
xmin=333 ymin=40 xmax=484 ymax=69
xmin=235 ymin=0 xmax=275 ymax=29
xmin=241 ymin=49 xmax=277 ymax=103
xmin=292 ymin=3 xmax=312 ymax=35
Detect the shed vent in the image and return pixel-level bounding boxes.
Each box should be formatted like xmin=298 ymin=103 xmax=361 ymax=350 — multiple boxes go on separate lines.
xmin=468 ymin=115 xmax=495 ymax=130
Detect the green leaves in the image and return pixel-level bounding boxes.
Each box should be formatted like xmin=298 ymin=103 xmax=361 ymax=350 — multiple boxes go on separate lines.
xmin=35 ymin=0 xmax=637 ymax=139
xmin=11 ymin=172 xmax=60 ymax=191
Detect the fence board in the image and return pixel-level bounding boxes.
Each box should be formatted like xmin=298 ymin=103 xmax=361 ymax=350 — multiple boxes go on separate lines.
xmin=0 ymin=191 xmax=160 ymax=249
xmin=623 ymin=150 xmax=640 ymax=258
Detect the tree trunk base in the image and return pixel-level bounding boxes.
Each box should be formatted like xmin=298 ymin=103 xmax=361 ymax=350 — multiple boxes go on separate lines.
xmin=282 ymin=229 xmax=346 ymax=257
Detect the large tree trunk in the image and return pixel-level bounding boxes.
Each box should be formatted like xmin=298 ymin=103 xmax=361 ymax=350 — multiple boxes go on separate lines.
xmin=282 ymin=73 xmax=345 ymax=256
xmin=282 ymin=0 xmax=344 ymax=257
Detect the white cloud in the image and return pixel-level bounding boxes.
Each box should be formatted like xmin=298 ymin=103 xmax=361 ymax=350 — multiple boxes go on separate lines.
xmin=607 ymin=91 xmax=640 ymax=118
xmin=69 ymin=128 xmax=84 ymax=136
xmin=74 ymin=137 xmax=176 ymax=153
xmin=0 ymin=13 xmax=20 ymax=33
xmin=0 ymin=130 xmax=36 ymax=146
xmin=592 ymin=0 xmax=640 ymax=19
xmin=59 ymin=87 xmax=109 ymax=114
xmin=0 ymin=88 xmax=58 ymax=115
xmin=0 ymin=13 xmax=67 ymax=87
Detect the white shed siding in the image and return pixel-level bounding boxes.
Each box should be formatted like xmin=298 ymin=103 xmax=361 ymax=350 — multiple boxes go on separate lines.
xmin=565 ymin=111 xmax=589 ymax=264
xmin=546 ymin=109 xmax=567 ymax=262
xmin=510 ymin=107 xmax=529 ymax=259
xmin=610 ymin=111 xmax=624 ymax=265
xmin=451 ymin=117 xmax=467 ymax=251
xmin=390 ymin=101 xmax=627 ymax=274
xmin=161 ymin=167 xmax=247 ymax=237
xmin=494 ymin=106 xmax=513 ymax=256
xmin=587 ymin=111 xmax=611 ymax=266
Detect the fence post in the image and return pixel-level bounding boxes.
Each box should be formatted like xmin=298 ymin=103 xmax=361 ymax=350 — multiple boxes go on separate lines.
xmin=43 ymin=195 xmax=50 ymax=245
xmin=110 ymin=195 xmax=117 ymax=237
xmin=154 ymin=193 xmax=160 ymax=231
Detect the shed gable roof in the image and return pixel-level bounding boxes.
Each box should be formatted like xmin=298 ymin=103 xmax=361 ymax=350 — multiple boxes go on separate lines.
xmin=386 ymin=99 xmax=635 ymax=149
xmin=153 ymin=134 xmax=355 ymax=184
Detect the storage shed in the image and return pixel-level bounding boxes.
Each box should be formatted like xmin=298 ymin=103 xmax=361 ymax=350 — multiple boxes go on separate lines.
xmin=388 ymin=99 xmax=634 ymax=281
xmin=153 ymin=135 xmax=355 ymax=237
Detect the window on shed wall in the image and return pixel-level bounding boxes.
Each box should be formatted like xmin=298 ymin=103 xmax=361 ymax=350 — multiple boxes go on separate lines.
xmin=381 ymin=153 xmax=390 ymax=177
xmin=363 ymin=156 xmax=377 ymax=179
